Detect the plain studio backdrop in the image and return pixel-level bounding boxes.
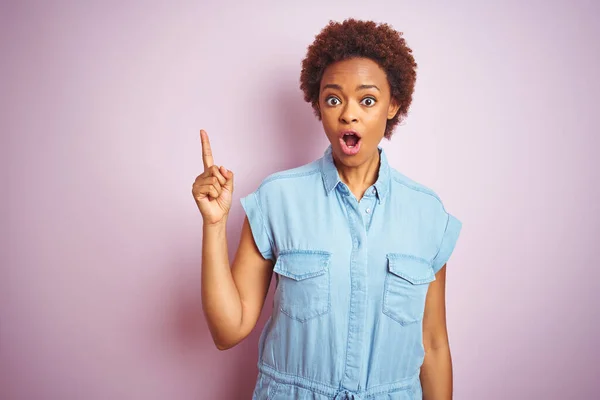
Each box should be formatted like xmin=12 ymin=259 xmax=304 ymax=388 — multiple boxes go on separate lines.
xmin=1 ymin=1 xmax=598 ymax=399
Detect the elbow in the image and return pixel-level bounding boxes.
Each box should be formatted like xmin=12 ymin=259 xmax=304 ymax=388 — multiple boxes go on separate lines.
xmin=213 ymin=334 xmax=246 ymax=351
xmin=210 ymin=319 xmax=253 ymax=351
xmin=422 ymin=330 xmax=450 ymax=353
xmin=215 ymin=340 xmax=237 ymax=351
xmin=215 ymin=343 xmax=230 ymax=351
xmin=423 ymin=337 xmax=450 ymax=353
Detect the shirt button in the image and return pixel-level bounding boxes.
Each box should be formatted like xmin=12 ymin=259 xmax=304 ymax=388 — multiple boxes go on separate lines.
xmin=372 ymin=188 xmax=377 ymax=194
xmin=365 ymin=208 xmax=371 ymax=214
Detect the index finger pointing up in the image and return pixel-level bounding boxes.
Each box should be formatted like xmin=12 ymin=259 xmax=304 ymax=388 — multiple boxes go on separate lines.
xmin=200 ymin=129 xmax=214 ymax=171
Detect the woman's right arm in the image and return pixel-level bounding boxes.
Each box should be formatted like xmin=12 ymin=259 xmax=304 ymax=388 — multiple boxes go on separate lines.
xmin=201 ymin=216 xmax=274 ymax=350
xmin=192 ymin=130 xmax=274 ymax=350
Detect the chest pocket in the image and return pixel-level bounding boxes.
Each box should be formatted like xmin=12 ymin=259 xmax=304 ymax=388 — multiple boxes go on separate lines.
xmin=272 ymin=250 xmax=331 ymax=322
xmin=383 ymin=253 xmax=435 ymax=326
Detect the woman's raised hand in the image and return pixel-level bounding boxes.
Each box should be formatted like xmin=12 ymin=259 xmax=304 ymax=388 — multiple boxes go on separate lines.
xmin=192 ymin=130 xmax=234 ymax=225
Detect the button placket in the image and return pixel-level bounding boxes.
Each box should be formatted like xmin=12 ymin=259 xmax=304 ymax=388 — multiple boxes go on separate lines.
xmin=341 ymin=193 xmax=367 ymax=391
xmin=360 ymin=197 xmax=375 ymax=231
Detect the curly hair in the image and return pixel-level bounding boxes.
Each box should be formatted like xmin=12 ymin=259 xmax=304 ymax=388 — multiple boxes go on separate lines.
xmin=300 ymin=19 xmax=418 ymax=139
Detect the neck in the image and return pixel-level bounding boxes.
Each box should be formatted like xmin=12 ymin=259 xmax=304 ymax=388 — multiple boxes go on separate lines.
xmin=333 ymin=149 xmax=380 ymax=200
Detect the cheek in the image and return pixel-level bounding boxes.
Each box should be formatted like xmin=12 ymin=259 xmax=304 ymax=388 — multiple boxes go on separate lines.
xmin=365 ymin=108 xmax=389 ymax=124
xmin=320 ymin=109 xmax=337 ymax=128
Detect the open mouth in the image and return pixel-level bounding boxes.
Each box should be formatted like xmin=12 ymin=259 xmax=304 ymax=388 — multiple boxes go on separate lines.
xmin=343 ymin=133 xmax=360 ymax=148
xmin=339 ymin=131 xmax=362 ymax=155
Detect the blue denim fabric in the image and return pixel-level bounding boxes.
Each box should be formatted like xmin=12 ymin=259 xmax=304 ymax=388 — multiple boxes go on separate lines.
xmin=240 ymin=145 xmax=462 ymax=399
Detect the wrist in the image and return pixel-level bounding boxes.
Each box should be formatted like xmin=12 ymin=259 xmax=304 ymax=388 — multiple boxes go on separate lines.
xmin=203 ymin=217 xmax=228 ymax=231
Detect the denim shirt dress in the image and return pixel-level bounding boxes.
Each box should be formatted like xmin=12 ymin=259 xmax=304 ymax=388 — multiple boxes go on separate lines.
xmin=240 ymin=145 xmax=462 ymax=400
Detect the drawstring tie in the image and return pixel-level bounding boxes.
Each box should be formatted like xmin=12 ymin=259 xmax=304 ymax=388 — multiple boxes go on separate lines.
xmin=333 ymin=390 xmax=362 ymax=400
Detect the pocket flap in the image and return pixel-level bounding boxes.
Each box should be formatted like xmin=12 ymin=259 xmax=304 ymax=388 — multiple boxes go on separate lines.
xmin=386 ymin=253 xmax=435 ymax=284
xmin=273 ymin=251 xmax=331 ymax=281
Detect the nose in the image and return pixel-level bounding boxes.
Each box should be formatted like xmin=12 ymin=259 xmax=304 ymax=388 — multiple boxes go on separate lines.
xmin=339 ymin=102 xmax=359 ymax=124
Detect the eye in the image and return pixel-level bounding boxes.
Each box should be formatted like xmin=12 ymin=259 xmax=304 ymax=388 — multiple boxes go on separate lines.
xmin=325 ymin=96 xmax=341 ymax=106
xmin=360 ymin=97 xmax=376 ymax=107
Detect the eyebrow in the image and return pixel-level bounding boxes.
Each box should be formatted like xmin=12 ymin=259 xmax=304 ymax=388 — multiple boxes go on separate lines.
xmin=357 ymin=84 xmax=380 ymax=92
xmin=322 ymin=84 xmax=381 ymax=92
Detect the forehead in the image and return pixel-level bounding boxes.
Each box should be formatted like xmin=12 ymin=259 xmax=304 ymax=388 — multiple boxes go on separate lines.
xmin=320 ymin=57 xmax=388 ymax=88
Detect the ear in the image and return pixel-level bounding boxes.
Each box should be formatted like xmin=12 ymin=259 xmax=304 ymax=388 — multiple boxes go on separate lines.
xmin=387 ymin=98 xmax=400 ymax=120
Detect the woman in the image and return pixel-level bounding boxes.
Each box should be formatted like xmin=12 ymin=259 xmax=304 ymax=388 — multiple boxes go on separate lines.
xmin=192 ymin=19 xmax=462 ymax=400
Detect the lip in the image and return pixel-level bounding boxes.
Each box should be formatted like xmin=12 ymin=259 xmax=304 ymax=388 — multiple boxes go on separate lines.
xmin=338 ymin=130 xmax=362 ymax=139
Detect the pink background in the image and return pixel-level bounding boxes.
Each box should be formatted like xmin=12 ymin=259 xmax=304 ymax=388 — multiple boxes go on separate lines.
xmin=2 ymin=1 xmax=599 ymax=399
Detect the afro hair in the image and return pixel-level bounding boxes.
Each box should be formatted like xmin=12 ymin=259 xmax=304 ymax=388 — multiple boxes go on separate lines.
xmin=300 ymin=19 xmax=418 ymax=139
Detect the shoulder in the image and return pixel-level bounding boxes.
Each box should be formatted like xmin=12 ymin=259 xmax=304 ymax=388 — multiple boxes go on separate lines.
xmin=257 ymin=159 xmax=322 ymax=191
xmin=389 ymin=168 xmax=448 ymax=213
xmin=241 ymin=158 xmax=322 ymax=205
xmin=388 ymin=168 xmax=462 ymax=266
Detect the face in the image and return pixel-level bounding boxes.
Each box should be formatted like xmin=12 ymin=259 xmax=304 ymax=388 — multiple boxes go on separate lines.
xmin=318 ymin=57 xmax=400 ymax=167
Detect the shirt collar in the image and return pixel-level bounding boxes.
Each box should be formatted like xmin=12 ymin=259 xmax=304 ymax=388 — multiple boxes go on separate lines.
xmin=319 ymin=144 xmax=391 ymax=203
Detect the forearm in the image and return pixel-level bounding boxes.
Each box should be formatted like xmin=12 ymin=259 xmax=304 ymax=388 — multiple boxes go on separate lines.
xmin=201 ymin=218 xmax=243 ymax=348
xmin=420 ymin=344 xmax=453 ymax=400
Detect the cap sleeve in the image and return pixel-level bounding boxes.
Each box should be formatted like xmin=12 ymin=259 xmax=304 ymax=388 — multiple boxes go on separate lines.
xmin=240 ymin=189 xmax=274 ymax=261
xmin=431 ymin=212 xmax=462 ymax=274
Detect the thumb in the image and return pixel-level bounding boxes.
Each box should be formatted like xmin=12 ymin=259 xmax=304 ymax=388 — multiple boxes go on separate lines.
xmin=221 ymin=166 xmax=234 ymax=191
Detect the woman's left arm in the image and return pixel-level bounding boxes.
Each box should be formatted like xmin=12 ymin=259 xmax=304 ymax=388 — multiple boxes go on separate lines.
xmin=420 ymin=264 xmax=453 ymax=400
